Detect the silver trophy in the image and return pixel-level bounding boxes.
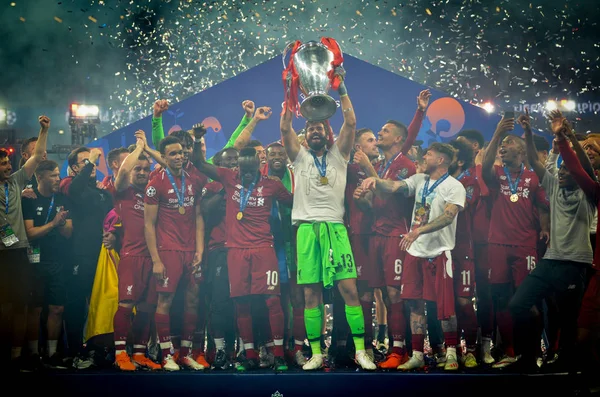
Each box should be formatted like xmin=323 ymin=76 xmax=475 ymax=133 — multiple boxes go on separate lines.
xmin=283 ymin=41 xmax=341 ymax=121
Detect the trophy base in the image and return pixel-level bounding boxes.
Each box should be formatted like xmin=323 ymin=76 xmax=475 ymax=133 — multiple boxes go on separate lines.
xmin=300 ymin=94 xmax=337 ymax=122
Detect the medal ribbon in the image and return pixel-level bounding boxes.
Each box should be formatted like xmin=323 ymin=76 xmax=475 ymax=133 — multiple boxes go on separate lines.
xmin=378 ymin=152 xmax=401 ymax=178
xmin=421 ymin=173 xmax=450 ymax=207
xmin=4 ymin=183 xmax=8 ymax=215
xmin=165 ymin=168 xmax=185 ymax=208
xmin=503 ymin=163 xmax=524 ymax=195
xmin=239 ymin=179 xmax=257 ymax=213
xmin=310 ymin=151 xmax=328 ymax=179
xmin=44 ymin=195 xmax=55 ymax=225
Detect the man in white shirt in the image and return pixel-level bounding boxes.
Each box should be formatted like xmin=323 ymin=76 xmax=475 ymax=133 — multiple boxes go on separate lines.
xmin=279 ymin=67 xmax=375 ymax=371
xmin=362 ymin=142 xmax=466 ymax=371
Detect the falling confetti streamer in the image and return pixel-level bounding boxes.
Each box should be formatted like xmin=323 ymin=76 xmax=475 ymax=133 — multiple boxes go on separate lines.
xmin=1 ymin=0 xmax=599 ymax=131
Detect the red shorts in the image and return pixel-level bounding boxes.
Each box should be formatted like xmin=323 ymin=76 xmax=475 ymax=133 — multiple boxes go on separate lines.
xmin=487 ymin=243 xmax=537 ymax=287
xmin=578 ymin=273 xmax=600 ymax=330
xmin=155 ymin=250 xmax=197 ymax=293
xmin=401 ymin=251 xmax=456 ymax=320
xmin=118 ymin=255 xmax=157 ymax=304
xmin=227 ymin=247 xmax=280 ymax=298
xmin=370 ymin=235 xmax=405 ymax=288
xmin=452 ymin=250 xmax=475 ymax=298
xmin=349 ymin=234 xmax=372 ymax=282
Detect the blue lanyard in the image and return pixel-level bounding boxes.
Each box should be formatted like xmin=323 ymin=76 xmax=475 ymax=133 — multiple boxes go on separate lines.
xmin=165 ymin=168 xmax=185 ymax=207
xmin=378 ymin=152 xmax=401 ymax=178
xmin=310 ymin=151 xmax=327 ymax=178
xmin=421 ymin=173 xmax=449 ymax=206
xmin=239 ymin=179 xmax=257 ymax=213
xmin=503 ymin=163 xmax=524 ymax=195
xmin=44 ymin=195 xmax=55 ymax=225
xmin=4 ymin=183 xmax=8 ymax=215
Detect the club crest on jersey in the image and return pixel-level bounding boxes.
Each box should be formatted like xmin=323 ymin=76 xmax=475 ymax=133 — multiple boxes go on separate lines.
xmin=257 ymin=186 xmax=264 ymax=196
xmin=187 ymin=184 xmax=193 ymax=195
xmin=397 ymin=168 xmax=408 ymax=180
xmin=168 ymin=189 xmax=175 ymax=194
xmin=202 ymin=187 xmax=207 ymax=196
xmin=525 ymin=178 xmax=531 ymax=187
xmin=127 ymin=285 xmax=133 ymax=295
xmin=146 ymin=186 xmax=156 ymax=197
xmin=499 ymin=175 xmax=507 ymax=180
xmin=466 ymin=186 xmax=474 ymax=199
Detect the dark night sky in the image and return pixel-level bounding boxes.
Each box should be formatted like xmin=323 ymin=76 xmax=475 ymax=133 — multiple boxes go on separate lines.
xmin=1 ymin=0 xmax=599 ymax=135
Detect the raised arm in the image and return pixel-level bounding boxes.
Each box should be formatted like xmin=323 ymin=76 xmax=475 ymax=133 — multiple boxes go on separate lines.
xmin=115 ymin=132 xmax=145 ymax=192
xmin=151 ymin=100 xmax=169 ymax=148
xmin=280 ymin=108 xmax=301 ymax=163
xmin=23 ymin=116 xmax=50 ymax=180
xmin=483 ymin=116 xmax=514 ymax=188
xmin=556 ymin=127 xmax=599 ymax=203
xmin=519 ymin=109 xmax=546 ymax=181
xmin=68 ymin=148 xmax=102 ymax=199
xmin=192 ymin=138 xmax=221 ymax=182
xmin=335 ymin=75 xmax=357 ymax=160
xmin=548 ymin=109 xmax=595 ymax=179
xmin=207 ymin=104 xmax=253 ymax=164
xmin=233 ymin=107 xmax=272 ymax=150
xmin=400 ymin=90 xmax=430 ymax=154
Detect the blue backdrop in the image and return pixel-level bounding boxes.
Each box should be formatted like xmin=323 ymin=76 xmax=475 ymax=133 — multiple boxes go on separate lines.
xmin=61 ymin=54 xmax=543 ymax=179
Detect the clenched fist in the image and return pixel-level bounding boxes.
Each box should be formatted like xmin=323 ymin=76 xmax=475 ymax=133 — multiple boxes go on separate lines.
xmin=39 ymin=115 xmax=50 ymax=130
xmin=153 ymin=100 xmax=169 ymax=118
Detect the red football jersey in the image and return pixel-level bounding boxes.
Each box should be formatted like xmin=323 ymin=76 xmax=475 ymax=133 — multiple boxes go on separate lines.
xmin=149 ymin=161 xmax=208 ymax=192
xmin=101 ymin=175 xmax=117 ymax=197
xmin=115 ymin=185 xmax=148 ymax=257
xmin=488 ymin=165 xmax=547 ymax=248
xmin=202 ymin=181 xmax=227 ymax=252
xmin=345 ymin=163 xmax=373 ymax=235
xmin=372 ymin=153 xmax=416 ymax=236
xmin=217 ymin=167 xmax=293 ymax=249
xmin=454 ymin=169 xmax=480 ymax=256
xmin=144 ymin=168 xmax=203 ymax=252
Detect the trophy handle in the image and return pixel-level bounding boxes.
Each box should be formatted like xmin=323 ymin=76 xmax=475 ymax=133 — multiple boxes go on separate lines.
xmin=282 ymin=41 xmax=296 ymax=69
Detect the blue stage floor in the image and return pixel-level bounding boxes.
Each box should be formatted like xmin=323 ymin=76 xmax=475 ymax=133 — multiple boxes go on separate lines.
xmin=22 ymin=368 xmax=600 ymax=397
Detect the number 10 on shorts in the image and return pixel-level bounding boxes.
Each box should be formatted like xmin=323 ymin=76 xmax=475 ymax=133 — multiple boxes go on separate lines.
xmin=266 ymin=270 xmax=278 ymax=290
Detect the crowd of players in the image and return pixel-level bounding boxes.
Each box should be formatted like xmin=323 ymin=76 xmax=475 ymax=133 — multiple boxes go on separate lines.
xmin=0 ymin=69 xmax=599 ymax=374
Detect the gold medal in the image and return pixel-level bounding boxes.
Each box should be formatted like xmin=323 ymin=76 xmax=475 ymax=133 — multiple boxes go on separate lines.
xmin=178 ymin=206 xmax=186 ymax=215
xmin=417 ymin=207 xmax=426 ymax=216
xmin=510 ymin=194 xmax=519 ymax=203
xmin=236 ymin=211 xmax=244 ymax=221
xmin=320 ymin=176 xmax=328 ymax=185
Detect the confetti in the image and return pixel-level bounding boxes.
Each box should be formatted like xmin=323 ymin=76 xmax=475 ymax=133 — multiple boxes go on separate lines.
xmin=3 ymin=0 xmax=598 ymax=131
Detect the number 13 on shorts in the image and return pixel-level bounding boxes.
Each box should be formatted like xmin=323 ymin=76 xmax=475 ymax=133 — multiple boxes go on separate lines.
xmin=266 ymin=270 xmax=279 ymax=291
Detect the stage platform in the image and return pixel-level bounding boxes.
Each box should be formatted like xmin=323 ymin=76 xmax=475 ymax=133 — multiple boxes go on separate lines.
xmin=21 ymin=367 xmax=600 ymax=397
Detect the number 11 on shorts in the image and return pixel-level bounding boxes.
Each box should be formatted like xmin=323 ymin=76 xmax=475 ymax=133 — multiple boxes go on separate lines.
xmin=266 ymin=270 xmax=278 ymax=291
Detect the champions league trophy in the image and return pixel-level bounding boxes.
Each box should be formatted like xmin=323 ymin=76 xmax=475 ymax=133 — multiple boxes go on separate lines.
xmin=282 ymin=38 xmax=343 ymax=121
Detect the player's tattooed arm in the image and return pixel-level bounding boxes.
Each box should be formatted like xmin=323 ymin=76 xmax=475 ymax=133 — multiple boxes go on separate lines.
xmin=399 ymin=203 xmax=460 ymax=251
xmin=362 ymin=177 xmax=408 ymax=195
xmin=417 ymin=203 xmax=460 ymax=235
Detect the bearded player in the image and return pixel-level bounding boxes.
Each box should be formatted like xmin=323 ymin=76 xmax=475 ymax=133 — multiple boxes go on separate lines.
xmin=112 ymin=132 xmax=161 ymax=371
xmin=362 ymin=143 xmax=466 ymax=371
xmin=280 ymin=66 xmax=376 ymax=370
